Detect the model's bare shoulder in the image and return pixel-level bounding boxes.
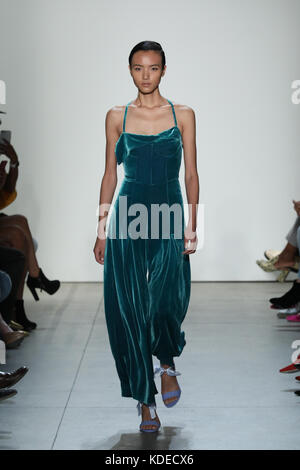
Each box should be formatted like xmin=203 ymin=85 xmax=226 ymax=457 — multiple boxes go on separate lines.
xmin=105 ymin=105 xmax=126 ymax=135
xmin=172 ymin=104 xmax=195 ymax=133
xmin=173 ymin=103 xmax=195 ymax=116
xmin=106 ymin=105 xmax=124 ymax=124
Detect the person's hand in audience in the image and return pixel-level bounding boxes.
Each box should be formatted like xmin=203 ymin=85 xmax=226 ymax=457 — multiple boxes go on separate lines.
xmin=0 ymin=139 xmax=19 ymax=193
xmin=292 ymin=200 xmax=300 ymax=216
xmin=0 ymin=161 xmax=8 ymax=190
xmin=0 ymin=138 xmax=19 ymax=167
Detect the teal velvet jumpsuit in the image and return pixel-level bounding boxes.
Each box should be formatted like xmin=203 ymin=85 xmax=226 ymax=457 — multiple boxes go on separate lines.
xmin=103 ymin=99 xmax=191 ymax=406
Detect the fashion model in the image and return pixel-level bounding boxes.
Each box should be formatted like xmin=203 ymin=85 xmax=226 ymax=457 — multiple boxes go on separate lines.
xmin=94 ymin=41 xmax=199 ymax=433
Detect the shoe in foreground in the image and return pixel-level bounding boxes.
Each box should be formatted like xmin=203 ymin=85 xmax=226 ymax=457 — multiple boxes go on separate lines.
xmin=0 ymin=388 xmax=17 ymax=402
xmin=0 ymin=366 xmax=29 ymax=389
xmin=279 ymin=355 xmax=300 ymax=373
xmin=137 ymin=401 xmax=161 ymax=433
xmin=154 ymin=365 xmax=182 ymax=407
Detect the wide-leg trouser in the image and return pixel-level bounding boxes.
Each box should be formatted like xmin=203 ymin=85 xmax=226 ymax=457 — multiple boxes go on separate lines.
xmin=103 ymin=179 xmax=191 ymax=405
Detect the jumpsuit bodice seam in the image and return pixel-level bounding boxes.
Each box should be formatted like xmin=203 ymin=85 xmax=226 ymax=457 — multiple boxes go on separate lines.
xmin=115 ymin=98 xmax=183 ymax=184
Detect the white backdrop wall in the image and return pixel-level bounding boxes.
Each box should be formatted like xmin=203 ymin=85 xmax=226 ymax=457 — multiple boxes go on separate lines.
xmin=0 ymin=0 xmax=299 ymax=281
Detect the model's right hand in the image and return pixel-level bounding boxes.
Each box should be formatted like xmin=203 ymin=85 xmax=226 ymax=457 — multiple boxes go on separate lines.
xmin=93 ymin=237 xmax=106 ymax=265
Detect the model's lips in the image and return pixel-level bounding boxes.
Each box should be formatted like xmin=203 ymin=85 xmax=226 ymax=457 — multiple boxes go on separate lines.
xmin=142 ymin=83 xmax=151 ymax=86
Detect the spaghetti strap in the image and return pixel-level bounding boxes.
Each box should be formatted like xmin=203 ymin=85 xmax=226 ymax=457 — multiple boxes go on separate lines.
xmin=167 ymin=99 xmax=178 ymax=127
xmin=123 ymin=101 xmax=132 ymax=132
xmin=123 ymin=99 xmax=177 ymax=132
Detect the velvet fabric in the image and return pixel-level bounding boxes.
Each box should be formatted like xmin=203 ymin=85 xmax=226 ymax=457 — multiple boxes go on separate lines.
xmin=103 ymin=100 xmax=191 ymax=405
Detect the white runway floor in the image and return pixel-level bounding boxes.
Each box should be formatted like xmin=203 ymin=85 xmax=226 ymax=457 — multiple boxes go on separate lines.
xmin=0 ymin=281 xmax=300 ymax=450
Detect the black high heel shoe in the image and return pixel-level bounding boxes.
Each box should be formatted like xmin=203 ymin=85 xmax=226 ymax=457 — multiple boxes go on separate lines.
xmin=26 ymin=268 xmax=60 ymax=301
xmin=14 ymin=299 xmax=37 ymax=331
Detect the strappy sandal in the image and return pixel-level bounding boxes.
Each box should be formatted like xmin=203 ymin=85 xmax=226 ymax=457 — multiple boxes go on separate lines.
xmin=154 ymin=365 xmax=182 ymax=408
xmin=257 ymin=256 xmax=299 ymax=274
xmin=137 ymin=401 xmax=161 ymax=433
xmin=276 ymin=270 xmax=290 ymax=282
xmin=256 ymin=255 xmax=280 ymax=272
xmin=264 ymin=249 xmax=281 ymax=260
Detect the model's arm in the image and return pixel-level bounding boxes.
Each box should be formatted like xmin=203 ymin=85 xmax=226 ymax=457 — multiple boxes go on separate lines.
xmin=181 ymin=106 xmax=199 ymax=254
xmin=93 ymin=107 xmax=120 ymax=265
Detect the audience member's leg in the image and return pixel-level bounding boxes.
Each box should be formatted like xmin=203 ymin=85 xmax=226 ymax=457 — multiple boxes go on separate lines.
xmin=273 ymin=243 xmax=298 ymax=268
xmin=0 ymin=226 xmax=29 ymax=300
xmin=0 ymin=215 xmax=40 ymax=279
xmin=297 ymin=226 xmax=300 ymax=282
xmin=0 ymin=246 xmax=25 ymax=323
xmin=273 ymin=216 xmax=300 ymax=269
xmin=0 ymin=313 xmax=14 ymax=334
xmin=0 ymin=216 xmax=59 ymax=322
xmin=0 ymin=270 xmax=12 ymax=303
xmin=286 ymin=215 xmax=300 ymax=248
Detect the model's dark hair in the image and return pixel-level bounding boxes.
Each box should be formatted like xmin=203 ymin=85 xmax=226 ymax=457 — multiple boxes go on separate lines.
xmin=129 ymin=41 xmax=166 ymax=69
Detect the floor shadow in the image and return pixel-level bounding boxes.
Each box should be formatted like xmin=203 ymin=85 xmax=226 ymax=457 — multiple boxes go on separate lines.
xmin=91 ymin=425 xmax=191 ymax=450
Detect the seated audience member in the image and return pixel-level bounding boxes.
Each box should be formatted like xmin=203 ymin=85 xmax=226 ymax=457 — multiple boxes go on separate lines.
xmin=0 ymin=269 xmax=26 ymax=346
xmin=0 ymin=138 xmax=60 ymax=330
xmin=268 ymin=201 xmax=300 ymax=316
xmin=256 ymin=200 xmax=300 ymax=282
xmin=0 ymin=244 xmax=30 ymax=328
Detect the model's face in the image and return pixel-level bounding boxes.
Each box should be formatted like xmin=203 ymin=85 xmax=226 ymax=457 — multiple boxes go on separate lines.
xmin=129 ymin=51 xmax=166 ymax=94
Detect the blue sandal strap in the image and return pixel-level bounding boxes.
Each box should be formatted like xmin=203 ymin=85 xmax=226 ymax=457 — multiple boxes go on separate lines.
xmin=140 ymin=420 xmax=159 ymax=425
xmin=162 ymin=389 xmax=181 ymax=399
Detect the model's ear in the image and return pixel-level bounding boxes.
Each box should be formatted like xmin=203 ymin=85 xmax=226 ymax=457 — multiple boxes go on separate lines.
xmin=161 ymin=65 xmax=167 ymax=77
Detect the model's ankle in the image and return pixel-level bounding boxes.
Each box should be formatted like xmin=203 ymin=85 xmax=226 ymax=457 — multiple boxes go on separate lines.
xmin=160 ymin=363 xmax=175 ymax=369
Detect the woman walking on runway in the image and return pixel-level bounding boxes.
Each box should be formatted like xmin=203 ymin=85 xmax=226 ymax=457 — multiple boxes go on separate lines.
xmin=94 ymin=41 xmax=199 ymax=432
